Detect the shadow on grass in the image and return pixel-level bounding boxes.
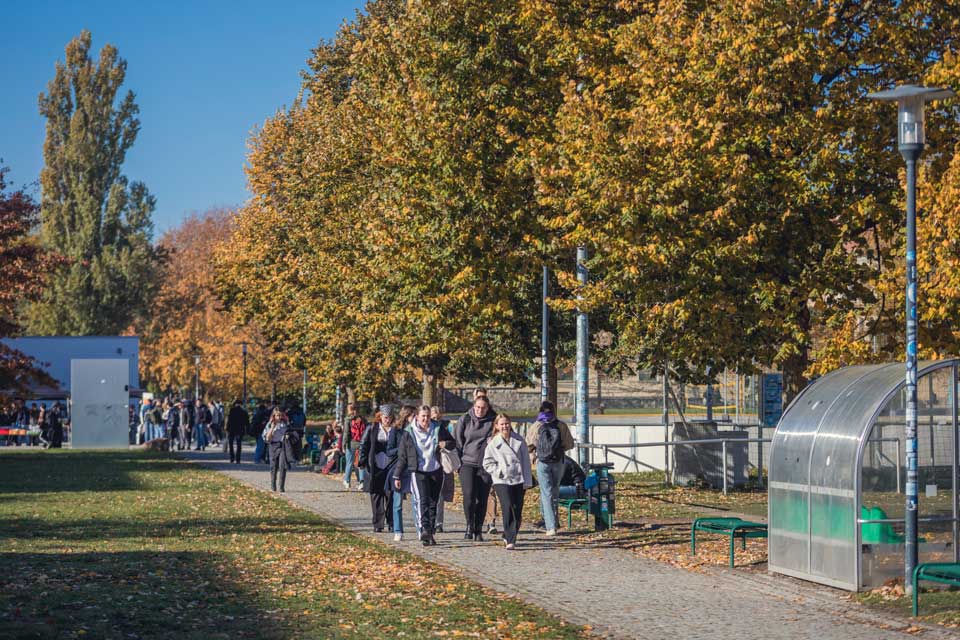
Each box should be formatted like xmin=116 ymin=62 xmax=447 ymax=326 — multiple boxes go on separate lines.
xmin=0 ymin=450 xmax=183 ymax=493
xmin=1 ymin=514 xmax=321 ymax=542
xmin=0 ymin=551 xmax=289 ymax=640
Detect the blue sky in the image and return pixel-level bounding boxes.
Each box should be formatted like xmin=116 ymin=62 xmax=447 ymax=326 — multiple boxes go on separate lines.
xmin=1 ymin=0 xmax=365 ymax=235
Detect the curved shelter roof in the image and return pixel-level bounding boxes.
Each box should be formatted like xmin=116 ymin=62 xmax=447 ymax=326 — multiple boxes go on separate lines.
xmin=768 ymin=360 xmax=958 ymax=590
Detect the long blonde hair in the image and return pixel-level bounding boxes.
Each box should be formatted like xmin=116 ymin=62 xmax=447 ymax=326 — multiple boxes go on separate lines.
xmin=264 ymin=408 xmax=286 ymax=441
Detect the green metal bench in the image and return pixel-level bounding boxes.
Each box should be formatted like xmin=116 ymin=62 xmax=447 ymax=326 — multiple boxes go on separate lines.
xmin=557 ymin=497 xmax=613 ymax=529
xmin=912 ymin=562 xmax=960 ymax=616
xmin=691 ymin=517 xmax=768 ymax=567
xmin=558 ymin=497 xmax=588 ymax=527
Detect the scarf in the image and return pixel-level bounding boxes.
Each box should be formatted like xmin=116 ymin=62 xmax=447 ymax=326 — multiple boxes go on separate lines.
xmin=537 ymin=410 xmax=555 ymax=424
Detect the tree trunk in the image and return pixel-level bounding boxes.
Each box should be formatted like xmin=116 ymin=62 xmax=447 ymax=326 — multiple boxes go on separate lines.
xmin=346 ymin=386 xmax=357 ymax=406
xmin=437 ymin=380 xmax=446 ymax=413
xmin=782 ymin=305 xmax=812 ymax=405
xmin=421 ymin=371 xmax=438 ymax=407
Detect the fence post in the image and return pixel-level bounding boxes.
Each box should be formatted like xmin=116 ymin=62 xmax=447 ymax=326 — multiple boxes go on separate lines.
xmin=896 ymin=438 xmax=902 ymax=495
xmin=663 ymin=364 xmax=671 ymax=486
xmin=722 ymin=439 xmax=728 ymax=495
xmin=757 ymin=424 xmax=764 ymax=489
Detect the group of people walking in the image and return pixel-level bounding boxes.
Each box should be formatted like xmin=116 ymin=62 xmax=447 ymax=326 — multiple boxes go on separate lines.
xmin=350 ymin=390 xmax=576 ymax=550
xmin=181 ymin=387 xmax=577 ymax=551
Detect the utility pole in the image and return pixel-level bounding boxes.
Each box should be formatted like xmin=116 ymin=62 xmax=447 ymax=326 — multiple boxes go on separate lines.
xmin=541 ymin=264 xmax=550 ymax=404
xmin=193 ymin=354 xmax=201 ymax=401
xmin=241 ymin=342 xmax=248 ymax=408
xmin=576 ymin=246 xmax=589 ymax=468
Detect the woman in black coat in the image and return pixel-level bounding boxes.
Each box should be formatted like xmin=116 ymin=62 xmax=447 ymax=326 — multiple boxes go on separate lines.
xmin=359 ymin=405 xmax=400 ymax=532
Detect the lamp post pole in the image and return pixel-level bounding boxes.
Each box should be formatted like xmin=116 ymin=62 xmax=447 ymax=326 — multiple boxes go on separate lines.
xmin=868 ymin=84 xmax=955 ymax=591
xmin=302 ymin=368 xmax=308 ymax=417
xmin=541 ymin=264 xmax=550 ymax=404
xmin=576 ymin=246 xmax=590 ymax=468
xmin=193 ymin=355 xmax=201 ymax=402
xmin=241 ymin=342 xmax=248 ymax=409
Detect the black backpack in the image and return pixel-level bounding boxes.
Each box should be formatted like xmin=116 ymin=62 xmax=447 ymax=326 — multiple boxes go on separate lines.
xmin=536 ymin=421 xmax=564 ymax=463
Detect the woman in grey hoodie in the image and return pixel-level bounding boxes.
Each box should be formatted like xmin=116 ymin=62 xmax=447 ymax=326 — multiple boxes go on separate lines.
xmin=454 ymin=395 xmax=495 ymax=540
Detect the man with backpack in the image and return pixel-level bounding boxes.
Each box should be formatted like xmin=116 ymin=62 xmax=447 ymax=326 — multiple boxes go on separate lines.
xmin=524 ymin=400 xmax=574 ymax=537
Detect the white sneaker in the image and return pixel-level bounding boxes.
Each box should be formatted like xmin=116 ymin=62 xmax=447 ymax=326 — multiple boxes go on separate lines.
xmin=342 ymin=480 xmax=350 ymax=489
xmin=505 ymin=543 xmax=515 ymax=550
xmin=393 ymin=533 xmax=402 ymax=542
xmin=545 ymin=529 xmax=557 ymax=537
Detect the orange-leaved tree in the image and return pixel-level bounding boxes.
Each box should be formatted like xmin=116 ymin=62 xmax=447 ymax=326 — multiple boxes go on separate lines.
xmin=137 ymin=208 xmax=300 ymax=402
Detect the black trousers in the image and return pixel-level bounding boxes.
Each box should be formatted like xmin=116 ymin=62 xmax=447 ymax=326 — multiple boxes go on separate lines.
xmin=412 ymin=468 xmax=444 ymax=538
xmin=370 ymin=491 xmax=389 ymax=529
xmin=369 ymin=467 xmax=390 ymax=529
xmin=228 ymin=434 xmax=243 ymax=462
xmin=459 ymin=464 xmax=491 ymax=534
xmin=494 ymin=483 xmax=526 ymax=545
xmin=270 ymin=455 xmax=288 ymax=491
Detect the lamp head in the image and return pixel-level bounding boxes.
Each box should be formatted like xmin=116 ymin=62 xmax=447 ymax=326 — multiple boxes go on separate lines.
xmin=867 ymin=84 xmax=955 ymax=150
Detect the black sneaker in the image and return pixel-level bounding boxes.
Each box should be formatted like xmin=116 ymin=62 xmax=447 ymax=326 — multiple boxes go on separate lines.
xmin=428 ymin=535 xmax=438 ymax=546
xmin=464 ymin=532 xmax=474 ymax=540
xmin=474 ymin=532 xmax=484 ymax=542
xmin=435 ymin=525 xmax=444 ymax=533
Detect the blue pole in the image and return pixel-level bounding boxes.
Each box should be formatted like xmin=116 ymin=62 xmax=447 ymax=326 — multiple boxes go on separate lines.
xmin=541 ymin=265 xmax=550 ymax=403
xmin=576 ymin=246 xmax=589 ymax=467
xmin=335 ymin=384 xmax=342 ymax=427
xmin=903 ymin=146 xmax=921 ymax=587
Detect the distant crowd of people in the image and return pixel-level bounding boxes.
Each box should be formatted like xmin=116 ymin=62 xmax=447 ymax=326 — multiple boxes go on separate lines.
xmin=0 ymin=400 xmax=67 ymax=448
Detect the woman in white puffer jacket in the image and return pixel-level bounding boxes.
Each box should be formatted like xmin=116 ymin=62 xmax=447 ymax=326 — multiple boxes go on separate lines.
xmin=482 ymin=414 xmax=533 ymax=549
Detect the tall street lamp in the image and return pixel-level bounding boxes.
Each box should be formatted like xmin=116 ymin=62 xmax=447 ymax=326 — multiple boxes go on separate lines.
xmin=541 ymin=264 xmax=551 ymax=404
xmin=240 ymin=341 xmax=248 ymax=409
xmin=575 ymin=246 xmax=590 ymax=468
xmin=193 ymin=353 xmax=202 ymax=401
xmin=867 ymin=84 xmax=955 ymax=590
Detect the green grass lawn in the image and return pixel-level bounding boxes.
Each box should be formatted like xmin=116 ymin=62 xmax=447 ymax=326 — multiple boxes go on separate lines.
xmin=0 ymin=449 xmax=589 ymax=640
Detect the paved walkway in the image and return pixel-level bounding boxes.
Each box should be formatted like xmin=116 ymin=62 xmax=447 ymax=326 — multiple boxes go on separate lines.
xmin=187 ymin=450 xmax=953 ymax=639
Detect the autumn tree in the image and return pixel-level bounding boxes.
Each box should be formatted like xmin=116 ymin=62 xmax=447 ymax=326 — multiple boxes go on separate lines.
xmin=218 ymin=0 xmax=574 ymax=404
xmin=530 ymin=0 xmax=960 ymax=398
xmin=0 ymin=165 xmax=60 ymax=394
xmin=137 ymin=208 xmax=300 ymax=402
xmin=26 ymin=30 xmax=161 ymax=336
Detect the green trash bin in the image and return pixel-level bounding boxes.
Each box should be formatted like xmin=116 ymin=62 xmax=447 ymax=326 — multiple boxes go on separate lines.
xmin=585 ymin=463 xmax=616 ymax=531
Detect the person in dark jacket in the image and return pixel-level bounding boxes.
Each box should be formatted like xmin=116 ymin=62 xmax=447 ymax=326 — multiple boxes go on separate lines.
xmin=265 ymin=409 xmax=295 ymax=492
xmin=251 ymin=403 xmax=270 ymax=464
xmin=393 ymin=406 xmax=456 ymax=546
xmin=226 ymin=400 xmax=250 ymax=464
xmin=194 ymin=399 xmax=211 ymax=451
xmin=359 ymin=405 xmax=399 ymax=532
xmin=386 ymin=409 xmax=410 ymax=542
xmin=454 ymin=395 xmax=495 ymax=541
xmin=47 ymin=403 xmax=64 ymax=448
xmin=559 ymin=454 xmax=586 ymax=498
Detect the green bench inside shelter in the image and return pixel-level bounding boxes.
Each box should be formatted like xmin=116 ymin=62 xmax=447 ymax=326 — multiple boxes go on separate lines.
xmin=913 ymin=563 xmax=960 ymax=616
xmin=691 ymin=517 xmax=768 ymax=567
